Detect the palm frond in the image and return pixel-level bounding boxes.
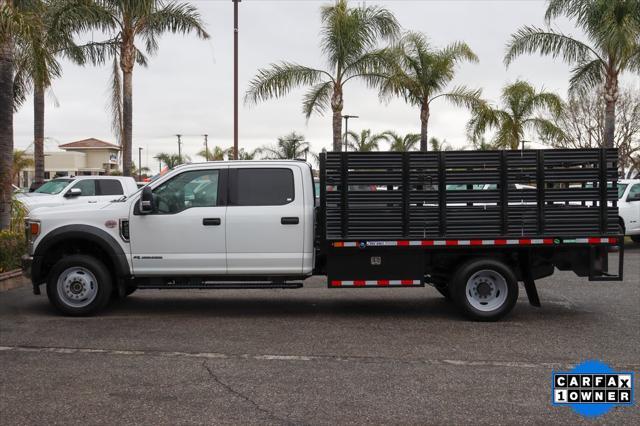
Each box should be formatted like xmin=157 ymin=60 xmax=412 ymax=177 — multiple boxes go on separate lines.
xmin=568 ymin=58 xmax=605 ymax=96
xmin=505 ymin=26 xmax=604 ymax=66
xmin=108 ymin=57 xmax=123 ymax=146
xmin=302 ymin=81 xmax=333 ymax=119
xmin=430 ymin=85 xmax=482 ymax=109
xmin=526 ymin=117 xmax=567 ymax=144
xmin=244 ymin=62 xmax=331 ymax=106
xmin=140 ymin=1 xmax=209 ymax=56
xmin=440 ymin=41 xmax=479 ymax=64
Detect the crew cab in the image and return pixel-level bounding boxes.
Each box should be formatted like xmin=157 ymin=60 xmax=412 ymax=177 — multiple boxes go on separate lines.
xmin=22 ymin=149 xmax=623 ymax=321
xmin=16 ymin=176 xmax=139 ymax=212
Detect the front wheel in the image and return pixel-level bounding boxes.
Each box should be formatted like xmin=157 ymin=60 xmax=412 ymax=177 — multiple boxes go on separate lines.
xmin=46 ymin=255 xmax=112 ymax=316
xmin=631 ymin=235 xmax=640 ymax=244
xmin=450 ymin=258 xmax=518 ymax=321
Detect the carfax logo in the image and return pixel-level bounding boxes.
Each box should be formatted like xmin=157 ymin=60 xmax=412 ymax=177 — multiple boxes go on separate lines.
xmin=552 ymin=360 xmax=634 ymax=417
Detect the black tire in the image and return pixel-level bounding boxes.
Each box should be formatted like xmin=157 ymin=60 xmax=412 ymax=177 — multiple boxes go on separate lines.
xmin=631 ymin=235 xmax=640 ymax=244
xmin=449 ymin=258 xmax=518 ymax=322
xmin=46 ymin=255 xmax=112 ymax=316
xmin=112 ymin=286 xmax=137 ymax=300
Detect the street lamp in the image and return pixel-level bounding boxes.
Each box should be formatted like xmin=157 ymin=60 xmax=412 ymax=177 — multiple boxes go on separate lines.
xmin=138 ymin=147 xmax=143 ymax=182
xmin=232 ymin=0 xmax=241 ymax=160
xmin=203 ymin=134 xmax=209 ymax=161
xmin=176 ymin=134 xmax=182 ymax=163
xmin=342 ymin=115 xmax=359 ymax=152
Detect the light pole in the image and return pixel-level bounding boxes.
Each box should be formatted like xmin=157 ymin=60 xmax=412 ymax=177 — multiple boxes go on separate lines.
xmin=203 ymin=134 xmax=209 ymax=161
xmin=176 ymin=134 xmax=182 ymax=163
xmin=138 ymin=147 xmax=143 ymax=182
xmin=342 ymin=115 xmax=358 ymax=152
xmin=232 ymin=0 xmax=241 ymax=160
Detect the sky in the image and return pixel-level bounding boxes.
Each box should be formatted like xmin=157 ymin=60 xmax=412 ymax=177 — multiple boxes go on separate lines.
xmin=12 ymin=0 xmax=639 ymax=170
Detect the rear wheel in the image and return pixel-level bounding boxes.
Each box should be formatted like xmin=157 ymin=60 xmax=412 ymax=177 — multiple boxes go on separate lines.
xmin=46 ymin=255 xmax=112 ymax=316
xmin=631 ymin=235 xmax=640 ymax=243
xmin=450 ymin=258 xmax=518 ymax=321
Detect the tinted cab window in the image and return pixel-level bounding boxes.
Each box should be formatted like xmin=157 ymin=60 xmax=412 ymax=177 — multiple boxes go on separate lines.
xmin=153 ymin=170 xmax=220 ymax=214
xmin=98 ymin=179 xmax=124 ymax=195
xmin=231 ymin=168 xmax=294 ymax=206
xmin=70 ymin=180 xmax=96 ymax=196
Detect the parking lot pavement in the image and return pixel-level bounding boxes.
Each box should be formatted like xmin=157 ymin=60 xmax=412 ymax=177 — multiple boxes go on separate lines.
xmin=1 ymin=248 xmax=638 ymax=425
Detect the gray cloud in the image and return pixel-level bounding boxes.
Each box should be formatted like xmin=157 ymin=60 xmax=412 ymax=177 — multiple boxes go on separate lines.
xmin=13 ymin=0 xmax=638 ymax=168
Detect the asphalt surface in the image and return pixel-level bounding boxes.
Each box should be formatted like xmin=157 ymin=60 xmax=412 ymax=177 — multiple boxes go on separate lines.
xmin=1 ymin=248 xmax=639 ymax=425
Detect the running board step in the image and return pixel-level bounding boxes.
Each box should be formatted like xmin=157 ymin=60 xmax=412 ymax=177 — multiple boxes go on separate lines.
xmin=137 ymin=281 xmax=304 ymax=290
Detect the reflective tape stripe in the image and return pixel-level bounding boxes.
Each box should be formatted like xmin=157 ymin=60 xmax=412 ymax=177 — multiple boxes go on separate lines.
xmin=334 ymin=236 xmax=619 ymax=248
xmin=330 ymin=280 xmax=421 ymax=287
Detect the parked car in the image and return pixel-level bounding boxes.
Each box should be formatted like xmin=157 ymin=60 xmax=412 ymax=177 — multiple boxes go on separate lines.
xmin=618 ymin=179 xmax=640 ymax=242
xmin=23 ymin=149 xmax=622 ymax=321
xmin=16 ymin=176 xmax=139 ymax=212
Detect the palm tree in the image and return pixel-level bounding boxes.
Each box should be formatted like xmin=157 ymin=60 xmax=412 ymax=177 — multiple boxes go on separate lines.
xmin=63 ymin=0 xmax=209 ymax=176
xmin=246 ymin=0 xmax=399 ymax=151
xmin=197 ymin=146 xmax=227 ymax=161
xmin=467 ymin=80 xmax=565 ymax=150
xmin=154 ymin=152 xmax=186 ymax=169
xmin=383 ymin=131 xmax=420 ymax=152
xmin=12 ymin=0 xmax=83 ymax=188
xmin=380 ymin=32 xmax=482 ymax=151
xmin=346 ymin=129 xmax=385 ymax=152
xmin=505 ymin=0 xmax=640 ymax=148
xmin=236 ymin=148 xmax=258 ymax=160
xmin=260 ymin=132 xmax=311 ymax=160
xmin=1 ymin=0 xmax=40 ymax=229
xmin=12 ymin=149 xmax=34 ymax=184
xmin=428 ymin=137 xmax=452 ymax=152
xmin=467 ymin=136 xmax=499 ymax=151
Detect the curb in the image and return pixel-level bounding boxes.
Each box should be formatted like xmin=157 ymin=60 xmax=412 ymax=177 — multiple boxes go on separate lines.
xmin=0 ymin=269 xmax=26 ymax=292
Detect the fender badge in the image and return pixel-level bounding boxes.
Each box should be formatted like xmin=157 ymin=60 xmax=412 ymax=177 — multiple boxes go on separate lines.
xmin=105 ymin=220 xmax=118 ymax=229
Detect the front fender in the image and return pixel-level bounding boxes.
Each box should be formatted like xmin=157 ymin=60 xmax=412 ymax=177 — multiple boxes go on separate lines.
xmin=32 ymin=225 xmax=130 ymax=286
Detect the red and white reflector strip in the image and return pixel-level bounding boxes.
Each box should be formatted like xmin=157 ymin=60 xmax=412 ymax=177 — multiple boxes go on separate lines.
xmin=332 ymin=237 xmax=618 ymax=248
xmin=330 ymin=279 xmax=421 ymax=287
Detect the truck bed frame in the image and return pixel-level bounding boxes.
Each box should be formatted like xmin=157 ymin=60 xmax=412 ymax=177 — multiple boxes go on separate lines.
xmin=317 ymin=149 xmax=623 ymax=290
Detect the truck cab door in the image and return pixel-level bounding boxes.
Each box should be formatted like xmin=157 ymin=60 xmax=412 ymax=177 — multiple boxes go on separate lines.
xmin=128 ymin=167 xmax=227 ymax=275
xmin=225 ymin=166 xmax=304 ymax=274
xmin=63 ymin=179 xmax=102 ymax=204
xmin=624 ymin=183 xmax=640 ymax=234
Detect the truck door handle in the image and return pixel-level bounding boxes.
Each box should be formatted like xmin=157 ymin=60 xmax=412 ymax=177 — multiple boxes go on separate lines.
xmin=281 ymin=217 xmax=299 ymax=225
xmin=203 ymin=218 xmax=221 ymax=226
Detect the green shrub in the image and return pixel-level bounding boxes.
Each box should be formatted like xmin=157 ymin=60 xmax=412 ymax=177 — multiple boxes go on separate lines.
xmin=1 ymin=197 xmax=27 ymax=273
xmin=0 ymin=231 xmax=25 ymax=273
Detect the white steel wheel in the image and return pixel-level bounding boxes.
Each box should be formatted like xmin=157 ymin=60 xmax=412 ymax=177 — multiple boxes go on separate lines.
xmin=451 ymin=258 xmax=519 ymax=321
xmin=465 ymin=269 xmax=508 ymax=312
xmin=57 ymin=267 xmax=98 ymax=308
xmin=47 ymin=255 xmax=113 ymax=316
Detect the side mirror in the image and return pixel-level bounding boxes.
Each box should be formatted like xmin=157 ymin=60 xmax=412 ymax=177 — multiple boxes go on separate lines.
xmin=627 ymin=193 xmax=640 ymax=202
xmin=65 ymin=188 xmax=82 ymax=197
xmin=139 ymin=186 xmax=155 ymax=214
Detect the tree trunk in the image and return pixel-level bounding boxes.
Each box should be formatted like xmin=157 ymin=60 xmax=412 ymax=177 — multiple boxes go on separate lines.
xmin=0 ymin=34 xmax=14 ymax=230
xmin=603 ymin=73 xmax=618 ymax=149
xmin=331 ymin=84 xmax=343 ymax=152
xmin=121 ymin=69 xmax=133 ymax=176
xmin=420 ymin=101 xmax=429 ymax=152
xmin=33 ymin=82 xmax=45 ymax=186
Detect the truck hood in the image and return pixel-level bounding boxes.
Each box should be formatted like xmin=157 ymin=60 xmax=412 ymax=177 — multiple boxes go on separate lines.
xmin=27 ymin=200 xmax=129 ymax=221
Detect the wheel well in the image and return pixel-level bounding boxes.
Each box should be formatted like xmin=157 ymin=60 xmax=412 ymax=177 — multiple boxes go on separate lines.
xmin=41 ymin=239 xmax=115 ymax=284
xmin=619 ymin=216 xmax=625 ymax=233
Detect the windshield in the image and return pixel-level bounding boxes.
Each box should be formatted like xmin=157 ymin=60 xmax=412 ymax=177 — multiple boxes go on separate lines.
xmin=34 ymin=179 xmax=73 ymax=195
xmin=618 ymin=183 xmax=628 ymax=199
